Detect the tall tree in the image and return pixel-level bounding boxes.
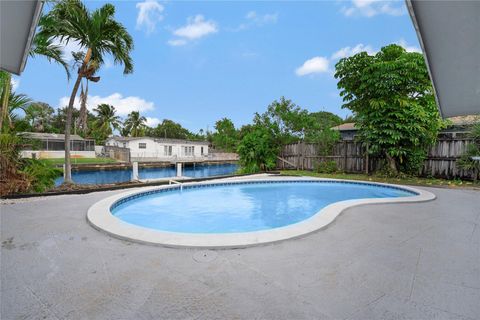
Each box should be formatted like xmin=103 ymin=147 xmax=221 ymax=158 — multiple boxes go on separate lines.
xmin=124 ymin=111 xmax=147 ymax=137
xmin=146 ymin=119 xmax=193 ymax=140
xmin=37 ymin=0 xmax=133 ymax=184
xmin=24 ymin=102 xmax=55 ymax=132
xmin=212 ymin=118 xmax=238 ymax=152
xmin=92 ymin=104 xmax=121 ymax=140
xmin=335 ymin=44 xmax=443 ymax=174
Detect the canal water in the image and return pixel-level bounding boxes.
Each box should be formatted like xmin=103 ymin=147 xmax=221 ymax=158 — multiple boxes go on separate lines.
xmin=55 ymin=163 xmax=239 ymax=186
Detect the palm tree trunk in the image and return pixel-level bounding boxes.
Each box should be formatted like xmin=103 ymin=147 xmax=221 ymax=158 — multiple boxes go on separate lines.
xmin=0 ymin=72 xmax=11 ymax=133
xmin=64 ymin=73 xmax=83 ymax=184
xmin=64 ymin=48 xmax=92 ymax=184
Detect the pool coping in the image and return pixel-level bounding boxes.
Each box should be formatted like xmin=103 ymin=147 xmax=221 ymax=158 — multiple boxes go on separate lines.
xmin=86 ymin=176 xmax=436 ymax=249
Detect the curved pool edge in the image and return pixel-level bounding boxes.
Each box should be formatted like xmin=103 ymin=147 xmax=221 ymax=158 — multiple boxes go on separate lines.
xmin=86 ymin=177 xmax=436 ymax=249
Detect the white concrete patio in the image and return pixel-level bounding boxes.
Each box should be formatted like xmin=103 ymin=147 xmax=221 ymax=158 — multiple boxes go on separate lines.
xmin=1 ymin=180 xmax=479 ymax=319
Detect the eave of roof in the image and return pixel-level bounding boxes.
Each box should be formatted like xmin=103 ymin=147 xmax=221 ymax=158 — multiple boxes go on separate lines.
xmin=0 ymin=0 xmax=43 ymax=75
xmin=406 ymin=0 xmax=480 ymax=118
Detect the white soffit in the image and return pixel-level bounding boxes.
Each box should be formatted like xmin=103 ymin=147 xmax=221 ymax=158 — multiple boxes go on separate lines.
xmin=0 ymin=0 xmax=43 ymax=75
xmin=406 ymin=0 xmax=480 ymax=117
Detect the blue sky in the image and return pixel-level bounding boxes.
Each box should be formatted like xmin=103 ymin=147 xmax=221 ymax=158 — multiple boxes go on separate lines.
xmin=15 ymin=0 xmax=421 ymax=133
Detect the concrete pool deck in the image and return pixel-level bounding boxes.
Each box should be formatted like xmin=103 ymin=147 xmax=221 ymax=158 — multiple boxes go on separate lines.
xmin=1 ymin=175 xmax=479 ymax=319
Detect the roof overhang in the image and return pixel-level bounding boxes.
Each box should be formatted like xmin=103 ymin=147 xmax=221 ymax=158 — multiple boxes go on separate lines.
xmin=406 ymin=0 xmax=480 ymax=117
xmin=0 ymin=0 xmax=44 ymax=75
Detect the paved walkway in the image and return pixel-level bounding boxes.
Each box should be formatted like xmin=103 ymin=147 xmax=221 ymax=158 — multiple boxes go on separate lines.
xmin=1 ymin=181 xmax=479 ymax=319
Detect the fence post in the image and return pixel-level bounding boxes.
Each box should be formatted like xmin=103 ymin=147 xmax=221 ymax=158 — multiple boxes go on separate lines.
xmin=344 ymin=141 xmax=348 ymax=172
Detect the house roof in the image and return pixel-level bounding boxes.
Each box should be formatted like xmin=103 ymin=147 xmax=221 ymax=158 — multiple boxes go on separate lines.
xmin=0 ymin=0 xmax=43 ymax=75
xmin=21 ymin=132 xmax=92 ymax=141
xmin=108 ymin=136 xmax=209 ymax=145
xmin=331 ymin=123 xmax=356 ymax=131
xmin=406 ymin=0 xmax=480 ymax=117
xmin=447 ymin=115 xmax=480 ymax=126
xmin=331 ymin=116 xmax=479 ymax=132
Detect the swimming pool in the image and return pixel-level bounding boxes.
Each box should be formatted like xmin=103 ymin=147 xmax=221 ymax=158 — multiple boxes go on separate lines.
xmin=87 ymin=177 xmax=435 ymax=248
xmin=55 ymin=163 xmax=238 ymax=185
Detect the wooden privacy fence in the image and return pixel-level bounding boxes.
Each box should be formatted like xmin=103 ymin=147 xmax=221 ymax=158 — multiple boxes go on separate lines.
xmin=278 ymin=138 xmax=476 ymax=179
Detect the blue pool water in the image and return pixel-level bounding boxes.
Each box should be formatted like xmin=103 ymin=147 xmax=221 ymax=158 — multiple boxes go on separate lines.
xmin=55 ymin=163 xmax=238 ymax=186
xmin=111 ymin=181 xmax=415 ymax=233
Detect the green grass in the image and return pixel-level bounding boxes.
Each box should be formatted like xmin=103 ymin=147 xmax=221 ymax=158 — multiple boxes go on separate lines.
xmin=40 ymin=158 xmax=118 ymax=166
xmin=280 ymin=170 xmax=478 ymax=188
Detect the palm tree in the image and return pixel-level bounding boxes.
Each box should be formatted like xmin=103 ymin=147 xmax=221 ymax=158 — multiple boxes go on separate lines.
xmin=93 ymin=104 xmax=122 ymax=138
xmin=36 ymin=0 xmax=133 ymax=184
xmin=124 ymin=111 xmax=147 ymax=137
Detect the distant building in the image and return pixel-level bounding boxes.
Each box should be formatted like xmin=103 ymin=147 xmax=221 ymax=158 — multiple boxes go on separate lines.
xmin=20 ymin=132 xmax=95 ymax=159
xmin=332 ymin=116 xmax=480 ymax=141
xmin=331 ymin=123 xmax=357 ymax=141
xmin=105 ymin=136 xmax=209 ymax=162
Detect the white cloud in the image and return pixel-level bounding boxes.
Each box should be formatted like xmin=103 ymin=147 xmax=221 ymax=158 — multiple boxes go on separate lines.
xmin=11 ymin=77 xmax=20 ymax=91
xmin=295 ymin=56 xmax=330 ymax=76
xmin=331 ymin=43 xmax=376 ymax=60
xmin=167 ymin=39 xmax=187 ymax=47
xmin=232 ymin=11 xmax=278 ymax=31
xmin=341 ymin=0 xmax=406 ymax=17
xmin=397 ymin=38 xmax=422 ymax=53
xmin=145 ymin=117 xmax=161 ymax=127
xmin=136 ymin=0 xmax=164 ymax=34
xmin=173 ymin=15 xmax=217 ymax=39
xmin=246 ymin=11 xmax=278 ymax=25
xmin=52 ymin=38 xmax=83 ymax=62
xmin=58 ymin=93 xmax=155 ymax=116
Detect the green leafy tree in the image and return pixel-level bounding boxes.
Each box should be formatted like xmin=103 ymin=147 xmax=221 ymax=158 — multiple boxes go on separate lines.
xmin=237 ymin=126 xmax=278 ymax=173
xmin=92 ymin=104 xmax=121 ymax=143
xmin=123 ymin=111 xmax=147 ymax=137
xmin=37 ymin=0 xmax=134 ymax=183
xmin=24 ymin=102 xmax=55 ymax=132
xmin=146 ymin=119 xmax=193 ymax=139
xmin=335 ymin=44 xmax=444 ymax=174
xmin=309 ymin=111 xmax=343 ymax=129
xmin=211 ymin=118 xmax=238 ymax=152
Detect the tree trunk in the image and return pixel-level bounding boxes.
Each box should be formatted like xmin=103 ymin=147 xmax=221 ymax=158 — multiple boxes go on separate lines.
xmin=385 ymin=153 xmax=398 ymax=175
xmin=77 ymin=80 xmax=88 ymax=133
xmin=63 ymin=49 xmax=92 ymax=184
xmin=63 ymin=73 xmax=83 ymax=184
xmin=0 ymin=72 xmax=11 ymax=133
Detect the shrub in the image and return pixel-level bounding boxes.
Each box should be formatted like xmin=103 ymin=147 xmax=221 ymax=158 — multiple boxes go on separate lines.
xmin=315 ymin=160 xmax=338 ymax=174
xmin=20 ymin=159 xmax=62 ymax=192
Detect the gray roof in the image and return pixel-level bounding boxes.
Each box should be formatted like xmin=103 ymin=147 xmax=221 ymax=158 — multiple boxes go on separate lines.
xmin=0 ymin=0 xmax=43 ymax=75
xmin=21 ymin=132 xmax=92 ymax=141
xmin=108 ymin=136 xmax=209 ymax=145
xmin=406 ymin=0 xmax=480 ymax=117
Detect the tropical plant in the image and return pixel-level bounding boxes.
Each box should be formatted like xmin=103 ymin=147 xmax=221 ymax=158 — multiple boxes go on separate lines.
xmin=37 ymin=0 xmax=134 ymax=184
xmin=3 ymin=92 xmax=32 ymax=132
xmin=0 ymin=134 xmax=29 ymax=195
xmin=29 ymin=33 xmax=71 ymax=78
xmin=92 ymin=104 xmax=121 ymax=142
xmin=335 ymin=44 xmax=444 ymax=175
xmin=237 ymin=126 xmax=278 ymax=173
xmin=20 ymin=159 xmax=62 ymax=192
xmin=123 ymin=111 xmax=147 ymax=137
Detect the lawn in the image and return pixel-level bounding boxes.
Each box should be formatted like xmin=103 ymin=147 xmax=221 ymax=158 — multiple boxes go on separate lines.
xmin=40 ymin=158 xmax=118 ymax=166
xmin=280 ymin=170 xmax=479 ymax=189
